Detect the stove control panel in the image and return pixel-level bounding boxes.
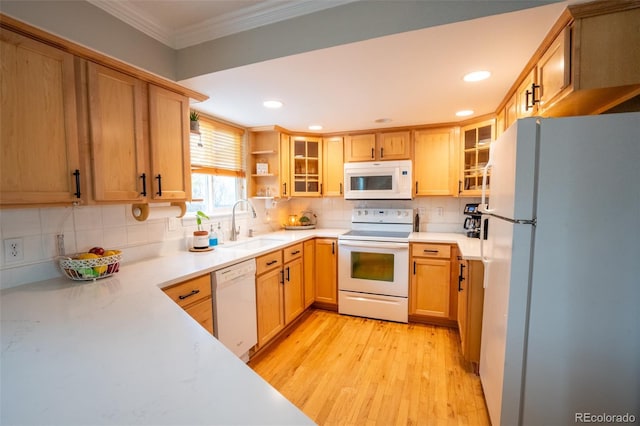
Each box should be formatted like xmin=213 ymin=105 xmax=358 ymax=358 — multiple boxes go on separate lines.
xmin=352 ymin=208 xmax=414 ymax=224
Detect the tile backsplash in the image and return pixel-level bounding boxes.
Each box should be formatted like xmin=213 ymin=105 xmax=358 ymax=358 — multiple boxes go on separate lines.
xmin=0 ymin=196 xmax=477 ymax=289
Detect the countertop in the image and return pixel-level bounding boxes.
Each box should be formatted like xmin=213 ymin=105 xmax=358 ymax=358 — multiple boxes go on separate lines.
xmin=0 ymin=229 xmax=480 ymax=425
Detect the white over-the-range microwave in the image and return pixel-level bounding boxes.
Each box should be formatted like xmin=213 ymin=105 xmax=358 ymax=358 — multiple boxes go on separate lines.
xmin=343 ymin=160 xmax=413 ymax=200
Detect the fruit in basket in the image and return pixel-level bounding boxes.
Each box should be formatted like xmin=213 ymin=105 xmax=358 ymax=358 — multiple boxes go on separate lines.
xmin=89 ymin=246 xmax=105 ymax=256
xmin=93 ymin=264 xmax=107 ymax=275
xmin=103 ymin=250 xmax=118 ymax=257
xmin=77 ymin=253 xmax=99 ymax=260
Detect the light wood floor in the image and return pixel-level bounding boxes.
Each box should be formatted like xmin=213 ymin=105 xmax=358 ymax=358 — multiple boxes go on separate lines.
xmin=249 ymin=309 xmax=490 ymax=426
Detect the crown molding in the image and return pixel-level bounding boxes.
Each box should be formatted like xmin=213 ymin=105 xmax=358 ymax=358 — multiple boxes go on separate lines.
xmin=88 ymin=0 xmax=357 ymax=50
xmin=87 ymin=0 xmax=174 ymax=46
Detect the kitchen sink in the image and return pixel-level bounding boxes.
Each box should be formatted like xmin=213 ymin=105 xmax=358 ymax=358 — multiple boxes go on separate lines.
xmin=219 ymin=238 xmax=286 ymax=251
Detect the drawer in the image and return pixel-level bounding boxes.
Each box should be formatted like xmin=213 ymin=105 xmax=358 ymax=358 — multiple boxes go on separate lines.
xmin=163 ymin=274 xmax=212 ymax=308
xmin=283 ymin=243 xmax=303 ymax=263
xmin=256 ymin=249 xmax=283 ymax=275
xmin=412 ymin=243 xmax=451 ymax=259
xmin=185 ymin=296 xmax=214 ymax=335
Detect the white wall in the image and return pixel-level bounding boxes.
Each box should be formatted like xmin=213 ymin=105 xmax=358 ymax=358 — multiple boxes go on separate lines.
xmin=0 ymin=203 xmax=264 ymax=289
xmin=0 ymin=196 xmax=476 ymax=289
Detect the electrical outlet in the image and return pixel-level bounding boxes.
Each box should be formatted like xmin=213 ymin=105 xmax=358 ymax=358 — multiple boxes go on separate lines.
xmin=168 ymin=217 xmax=179 ymax=231
xmin=4 ymin=238 xmax=24 ymax=262
xmin=436 ymin=207 xmax=444 ymax=217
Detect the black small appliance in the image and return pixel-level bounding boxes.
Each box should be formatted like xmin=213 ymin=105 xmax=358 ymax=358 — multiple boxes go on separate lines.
xmin=463 ymin=203 xmax=488 ymax=239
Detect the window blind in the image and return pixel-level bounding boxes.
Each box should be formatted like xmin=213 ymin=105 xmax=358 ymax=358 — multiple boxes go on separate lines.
xmin=190 ymin=116 xmax=245 ymax=177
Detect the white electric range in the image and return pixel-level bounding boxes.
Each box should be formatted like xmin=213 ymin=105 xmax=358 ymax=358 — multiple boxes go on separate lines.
xmin=337 ymin=208 xmax=415 ymax=323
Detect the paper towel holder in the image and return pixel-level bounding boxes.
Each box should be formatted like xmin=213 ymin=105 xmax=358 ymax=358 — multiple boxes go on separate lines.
xmin=131 ymin=202 xmax=187 ymax=222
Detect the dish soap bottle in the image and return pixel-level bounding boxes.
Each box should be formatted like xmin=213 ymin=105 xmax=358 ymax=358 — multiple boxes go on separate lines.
xmin=209 ymin=224 xmax=218 ymax=247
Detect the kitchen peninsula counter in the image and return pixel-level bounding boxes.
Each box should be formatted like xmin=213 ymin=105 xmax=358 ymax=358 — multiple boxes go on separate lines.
xmin=0 ymin=228 xmax=478 ymax=425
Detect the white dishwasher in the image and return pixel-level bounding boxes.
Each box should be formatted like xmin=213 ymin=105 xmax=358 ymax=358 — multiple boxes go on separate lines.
xmin=212 ymin=259 xmax=257 ymax=362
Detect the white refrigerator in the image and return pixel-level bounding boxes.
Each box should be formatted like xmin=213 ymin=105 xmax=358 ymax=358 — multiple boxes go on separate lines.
xmin=479 ymin=113 xmax=640 ymax=425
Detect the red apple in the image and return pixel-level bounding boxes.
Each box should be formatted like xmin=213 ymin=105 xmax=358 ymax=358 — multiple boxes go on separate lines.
xmin=89 ymin=246 xmax=105 ymax=256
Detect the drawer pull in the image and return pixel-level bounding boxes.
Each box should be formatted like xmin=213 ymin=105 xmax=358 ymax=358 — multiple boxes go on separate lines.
xmin=423 ymin=249 xmax=439 ymax=254
xmin=178 ymin=289 xmax=200 ymax=300
xmin=290 ymin=250 xmax=301 ymax=255
xmin=266 ymin=260 xmax=278 ymax=266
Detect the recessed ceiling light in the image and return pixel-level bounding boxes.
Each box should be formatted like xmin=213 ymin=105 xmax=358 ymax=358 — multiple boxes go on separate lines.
xmin=375 ymin=118 xmax=392 ymax=123
xmin=463 ymin=70 xmax=491 ymax=82
xmin=308 ymin=124 xmax=323 ymax=131
xmin=456 ymin=110 xmax=474 ymax=117
xmin=263 ymin=100 xmax=283 ymax=109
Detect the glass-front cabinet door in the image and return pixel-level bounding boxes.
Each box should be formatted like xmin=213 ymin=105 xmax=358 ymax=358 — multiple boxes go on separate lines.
xmin=291 ymin=136 xmax=322 ymax=197
xmin=460 ymin=119 xmax=494 ymax=197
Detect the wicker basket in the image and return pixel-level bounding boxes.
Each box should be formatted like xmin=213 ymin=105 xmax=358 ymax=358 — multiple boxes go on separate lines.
xmin=59 ymin=251 xmax=122 ymax=281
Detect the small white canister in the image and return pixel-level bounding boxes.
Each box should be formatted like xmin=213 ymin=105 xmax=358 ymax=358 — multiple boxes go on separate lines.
xmin=193 ymin=230 xmax=209 ymax=249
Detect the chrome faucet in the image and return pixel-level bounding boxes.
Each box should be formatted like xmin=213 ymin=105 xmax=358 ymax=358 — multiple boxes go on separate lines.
xmin=230 ymin=199 xmax=257 ymax=241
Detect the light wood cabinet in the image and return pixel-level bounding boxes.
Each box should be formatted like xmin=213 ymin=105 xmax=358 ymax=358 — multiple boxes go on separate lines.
xmin=163 ymin=274 xmax=214 ymax=335
xmin=413 ymin=128 xmax=457 ymax=196
xmin=378 ymin=131 xmax=411 ymax=160
xmin=280 ymin=133 xmax=291 ymax=197
xmin=497 ymin=3 xmax=640 ymax=120
xmin=248 ymin=130 xmax=290 ymax=199
xmin=459 ymin=119 xmax=494 ymax=197
xmin=322 ymin=136 xmax=344 ymax=197
xmin=148 ymin=85 xmax=191 ymax=201
xmin=283 ymin=244 xmax=304 ymax=324
xmin=344 ymin=133 xmax=376 ymax=162
xmin=86 ymin=62 xmax=147 ymax=202
xmin=410 ymin=243 xmax=457 ymax=326
xmin=291 ymin=136 xmax=322 ymax=197
xmin=0 ymin=29 xmax=82 ymax=206
xmin=303 ymin=239 xmax=315 ymax=308
xmin=314 ymin=238 xmax=338 ymax=309
xmin=344 ymin=132 xmax=411 ymax=162
xmin=457 ymin=258 xmax=485 ymax=371
xmin=516 ymin=69 xmax=538 ymax=119
xmin=255 ymin=244 xmax=305 ymax=348
xmin=256 ymin=263 xmax=285 ymax=347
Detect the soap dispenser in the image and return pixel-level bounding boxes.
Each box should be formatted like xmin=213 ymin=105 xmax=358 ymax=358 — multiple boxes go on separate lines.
xmin=209 ymin=224 xmax=218 ymax=247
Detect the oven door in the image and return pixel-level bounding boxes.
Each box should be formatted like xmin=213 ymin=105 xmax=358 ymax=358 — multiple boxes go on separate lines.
xmin=337 ymin=240 xmax=409 ymax=297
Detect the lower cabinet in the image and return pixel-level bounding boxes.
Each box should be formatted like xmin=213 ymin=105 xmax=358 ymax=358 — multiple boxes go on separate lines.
xmin=162 ymin=274 xmax=214 ymax=335
xmin=255 ymin=243 xmax=305 ymax=348
xmin=314 ymin=238 xmax=338 ymax=309
xmin=409 ymin=243 xmax=457 ymax=326
xmin=303 ymin=239 xmax=315 ymax=308
xmin=457 ymin=258 xmax=485 ymax=371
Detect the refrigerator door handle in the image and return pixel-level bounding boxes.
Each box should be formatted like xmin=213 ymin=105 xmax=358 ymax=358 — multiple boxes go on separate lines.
xmin=480 ymin=220 xmax=490 ymax=289
xmin=483 ymin=212 xmax=536 ymax=226
xmin=480 ymin=158 xmax=493 ymax=213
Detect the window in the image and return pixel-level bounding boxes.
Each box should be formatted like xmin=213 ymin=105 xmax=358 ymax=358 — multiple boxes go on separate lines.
xmin=188 ymin=115 xmax=246 ymax=214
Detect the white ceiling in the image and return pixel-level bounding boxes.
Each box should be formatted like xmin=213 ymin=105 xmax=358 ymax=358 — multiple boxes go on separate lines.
xmin=92 ymin=0 xmax=574 ymax=134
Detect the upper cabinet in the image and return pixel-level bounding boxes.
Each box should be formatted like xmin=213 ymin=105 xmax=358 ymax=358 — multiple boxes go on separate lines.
xmin=459 ymin=119 xmax=494 ymax=197
xmin=413 ymin=128 xmax=458 ymax=196
xmin=0 ymin=29 xmax=82 ymax=206
xmin=148 ymin=85 xmax=191 ymax=201
xmin=85 ymin=62 xmax=147 ymax=202
xmin=378 ymin=131 xmax=411 ymax=160
xmin=344 ymin=133 xmax=375 ymax=162
xmin=344 ymin=131 xmax=411 ymax=162
xmin=322 ymin=136 xmax=344 ymax=197
xmin=497 ymin=3 xmax=640 ymax=132
xmin=248 ymin=129 xmax=290 ymax=199
xmin=291 ymin=136 xmax=322 ymax=197
xmin=0 ymin=19 xmax=206 ymax=208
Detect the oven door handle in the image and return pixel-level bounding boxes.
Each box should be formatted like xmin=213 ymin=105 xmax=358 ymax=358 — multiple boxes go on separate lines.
xmin=338 ymin=240 xmax=408 ymax=250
